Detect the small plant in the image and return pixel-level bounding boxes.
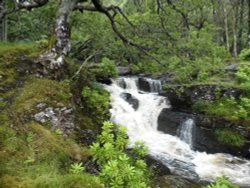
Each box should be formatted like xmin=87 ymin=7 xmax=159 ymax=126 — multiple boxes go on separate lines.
xmin=55 ymin=128 xmax=63 ymax=136
xmin=90 ymin=121 xmax=151 ymax=188
xmin=26 ymin=132 xmax=34 ymax=143
xmin=69 ymin=162 xmax=85 ymax=174
xmin=206 ymin=176 xmax=239 ymax=188
xmin=24 ymin=156 xmax=35 ymax=164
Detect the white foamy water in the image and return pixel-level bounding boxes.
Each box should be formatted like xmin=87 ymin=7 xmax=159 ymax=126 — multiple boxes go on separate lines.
xmin=178 ymin=119 xmax=195 ymax=149
xmin=104 ymin=77 xmax=250 ymax=186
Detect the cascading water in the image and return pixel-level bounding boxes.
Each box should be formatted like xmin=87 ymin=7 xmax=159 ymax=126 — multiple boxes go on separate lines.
xmin=178 ymin=119 xmax=195 ymax=149
xmin=104 ymin=77 xmax=250 ymax=186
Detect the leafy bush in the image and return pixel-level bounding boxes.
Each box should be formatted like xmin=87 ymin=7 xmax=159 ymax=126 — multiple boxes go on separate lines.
xmin=193 ymin=97 xmax=250 ymax=122
xmin=236 ymin=62 xmax=250 ymax=85
xmin=90 ymin=121 xmax=151 ymax=188
xmin=215 ymin=129 xmax=246 ymax=147
xmin=97 ymin=58 xmax=118 ymax=77
xmin=206 ymin=176 xmax=239 ymax=188
xmin=239 ymin=48 xmax=250 ymax=60
xmin=82 ymin=84 xmax=110 ymax=125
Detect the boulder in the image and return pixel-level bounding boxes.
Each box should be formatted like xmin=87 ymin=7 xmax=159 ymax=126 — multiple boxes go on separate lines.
xmin=152 ymin=175 xmax=202 ymax=188
xmin=138 ymin=77 xmax=162 ymax=93
xmin=160 ymin=85 xmax=242 ymax=111
xmin=120 ymin=92 xmax=139 ymax=110
xmin=224 ymin=64 xmax=239 ymax=72
xmin=145 ymin=155 xmax=171 ymax=177
xmin=158 ymin=108 xmax=193 ymax=135
xmin=34 ymin=105 xmax=75 ymax=136
xmin=157 ymin=108 xmax=250 ymax=158
xmin=117 ymin=66 xmax=131 ymax=75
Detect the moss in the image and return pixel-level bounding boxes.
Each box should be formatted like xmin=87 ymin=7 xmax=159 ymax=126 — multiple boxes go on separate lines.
xmin=193 ymin=97 xmax=250 ymax=122
xmin=215 ymin=129 xmax=246 ymax=147
xmin=12 ymin=78 xmax=72 ymax=115
xmin=0 ymin=42 xmax=39 ymax=58
xmin=0 ymin=122 xmax=101 ymax=188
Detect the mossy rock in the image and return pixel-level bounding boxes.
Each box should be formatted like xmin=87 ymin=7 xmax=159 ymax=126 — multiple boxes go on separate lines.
xmin=152 ymin=175 xmax=202 ymax=188
xmin=12 ymin=77 xmax=72 ymax=116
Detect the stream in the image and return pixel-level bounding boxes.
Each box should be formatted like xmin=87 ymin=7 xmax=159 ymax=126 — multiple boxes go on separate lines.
xmin=104 ymin=77 xmax=250 ymax=187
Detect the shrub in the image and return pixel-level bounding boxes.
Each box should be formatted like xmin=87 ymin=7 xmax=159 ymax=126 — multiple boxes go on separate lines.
xmin=193 ymin=97 xmax=250 ymax=122
xmin=82 ymin=84 xmax=110 ymax=125
xmin=95 ymin=57 xmax=118 ymax=78
xmin=90 ymin=121 xmax=151 ymax=188
xmin=235 ymin=62 xmax=250 ymax=85
xmin=215 ymin=129 xmax=246 ymax=147
xmin=239 ymin=48 xmax=250 ymax=60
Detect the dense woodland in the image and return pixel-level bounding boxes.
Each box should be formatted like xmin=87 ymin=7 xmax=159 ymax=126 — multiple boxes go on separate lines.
xmin=1 ymin=0 xmax=250 ymax=188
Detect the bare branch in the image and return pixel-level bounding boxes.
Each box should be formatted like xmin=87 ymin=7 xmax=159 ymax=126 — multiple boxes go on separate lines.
xmin=0 ymin=0 xmax=49 ymax=20
xmin=72 ymin=52 xmax=97 ymax=79
xmin=16 ymin=0 xmax=49 ymax=10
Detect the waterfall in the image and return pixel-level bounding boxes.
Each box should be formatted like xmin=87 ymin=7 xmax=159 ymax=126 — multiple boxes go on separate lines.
xmin=104 ymin=77 xmax=250 ymax=186
xmin=145 ymin=78 xmax=162 ymax=93
xmin=178 ymin=119 xmax=195 ymax=149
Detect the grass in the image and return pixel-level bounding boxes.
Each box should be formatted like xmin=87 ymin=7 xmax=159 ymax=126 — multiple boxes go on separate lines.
xmin=0 ymin=122 xmax=103 ymax=188
xmin=12 ymin=77 xmax=72 ymax=115
xmin=215 ymin=129 xmax=246 ymax=147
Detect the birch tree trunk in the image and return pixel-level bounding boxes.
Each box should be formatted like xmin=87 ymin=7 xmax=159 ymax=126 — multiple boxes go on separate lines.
xmin=248 ymin=0 xmax=250 ymax=46
xmin=223 ymin=7 xmax=230 ymax=51
xmin=237 ymin=0 xmax=244 ymax=51
xmin=0 ymin=0 xmax=7 ymax=41
xmin=40 ymin=0 xmax=78 ymax=70
xmin=232 ymin=1 xmax=239 ymax=57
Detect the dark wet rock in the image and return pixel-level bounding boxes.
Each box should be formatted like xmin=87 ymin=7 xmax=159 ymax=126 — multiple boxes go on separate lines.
xmin=84 ymin=158 xmax=101 ymax=175
xmin=163 ymin=158 xmax=199 ymax=181
xmin=77 ymin=129 xmax=97 ymax=146
xmin=117 ymin=66 xmax=131 ymax=75
xmin=152 ymin=175 xmax=202 ymax=188
xmin=138 ymin=77 xmax=151 ymax=92
xmin=96 ymin=76 xmax=112 ymax=85
xmin=157 ymin=108 xmax=250 ymax=158
xmin=145 ymin=155 xmax=171 ymax=176
xmin=158 ymin=108 xmax=194 ymax=135
xmin=120 ymin=92 xmax=139 ymax=110
xmin=138 ymin=77 xmax=162 ymax=93
xmin=160 ymin=85 xmax=242 ymax=111
xmin=116 ymin=77 xmax=127 ymax=89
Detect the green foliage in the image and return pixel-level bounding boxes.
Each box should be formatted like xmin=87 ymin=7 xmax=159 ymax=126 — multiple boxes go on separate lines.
xmin=235 ymin=62 xmax=250 ymax=86
xmin=215 ymin=129 xmax=246 ymax=147
xmin=95 ymin=57 xmax=118 ymax=78
xmin=54 ymin=129 xmax=63 ymax=136
xmin=239 ymin=48 xmax=250 ymax=61
xmin=82 ymin=84 xmax=110 ymax=125
xmin=69 ymin=162 xmax=85 ymax=174
xmin=13 ymin=78 xmax=72 ymax=115
xmin=206 ymin=176 xmax=239 ymax=188
xmin=0 ymin=122 xmax=97 ymax=188
xmin=193 ymin=97 xmax=250 ymax=122
xmin=90 ymin=121 xmax=151 ymax=188
xmin=8 ymin=1 xmax=58 ymax=42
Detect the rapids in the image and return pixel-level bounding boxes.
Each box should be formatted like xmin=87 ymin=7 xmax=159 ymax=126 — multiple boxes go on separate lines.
xmin=104 ymin=77 xmax=250 ymax=186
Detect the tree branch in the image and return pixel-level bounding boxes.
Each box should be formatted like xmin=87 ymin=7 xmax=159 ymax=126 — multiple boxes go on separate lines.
xmin=0 ymin=0 xmax=49 ymax=20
